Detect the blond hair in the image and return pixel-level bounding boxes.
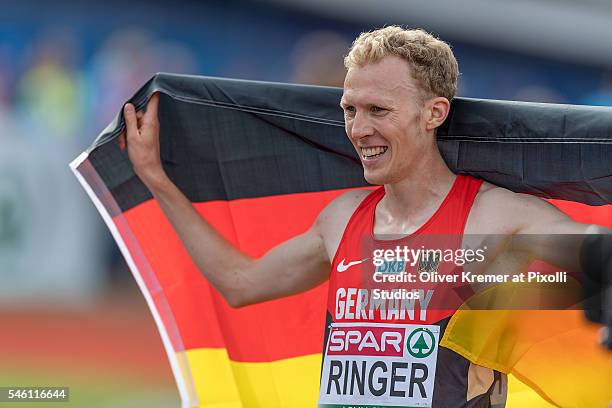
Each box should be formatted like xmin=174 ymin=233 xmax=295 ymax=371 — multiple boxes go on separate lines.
xmin=344 ymin=26 xmax=459 ymax=101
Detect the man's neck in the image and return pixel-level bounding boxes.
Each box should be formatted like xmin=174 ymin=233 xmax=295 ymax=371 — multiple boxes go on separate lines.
xmin=380 ymin=150 xmax=457 ymax=223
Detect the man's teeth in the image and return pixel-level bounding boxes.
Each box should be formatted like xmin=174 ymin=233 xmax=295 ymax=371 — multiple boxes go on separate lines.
xmin=361 ymin=146 xmax=388 ymax=158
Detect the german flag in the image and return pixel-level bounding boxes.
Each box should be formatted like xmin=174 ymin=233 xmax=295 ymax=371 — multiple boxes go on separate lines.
xmin=71 ymin=74 xmax=612 ymax=407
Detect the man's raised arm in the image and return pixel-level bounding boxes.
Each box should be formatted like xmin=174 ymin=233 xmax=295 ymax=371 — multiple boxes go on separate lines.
xmin=122 ymin=94 xmax=330 ymax=307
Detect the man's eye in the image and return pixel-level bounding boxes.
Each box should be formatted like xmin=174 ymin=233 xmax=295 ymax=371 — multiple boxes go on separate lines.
xmin=370 ymin=106 xmax=385 ymax=113
xmin=344 ymin=106 xmax=356 ymax=114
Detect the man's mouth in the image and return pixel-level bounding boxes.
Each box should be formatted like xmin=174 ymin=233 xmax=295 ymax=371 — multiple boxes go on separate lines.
xmin=361 ymin=146 xmax=388 ymax=160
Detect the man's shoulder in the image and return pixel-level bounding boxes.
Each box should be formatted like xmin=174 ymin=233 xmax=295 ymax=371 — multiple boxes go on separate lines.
xmin=331 ymin=188 xmax=374 ymax=209
xmin=315 ymin=188 xmax=374 ymax=257
xmin=475 ymin=181 xmax=561 ymax=211
xmin=468 ymin=181 xmax=569 ymax=234
xmin=475 ymin=181 xmax=534 ymax=204
xmin=317 ymin=188 xmax=373 ymax=227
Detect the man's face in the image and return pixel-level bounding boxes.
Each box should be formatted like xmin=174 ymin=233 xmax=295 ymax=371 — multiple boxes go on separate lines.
xmin=341 ymin=55 xmax=431 ymax=185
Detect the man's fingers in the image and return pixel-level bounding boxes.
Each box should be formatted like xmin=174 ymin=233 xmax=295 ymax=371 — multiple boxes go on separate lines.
xmin=144 ymin=92 xmax=160 ymax=125
xmin=123 ymin=103 xmax=139 ymax=137
xmin=136 ymin=110 xmax=144 ymax=127
xmin=118 ymin=131 xmax=127 ymax=151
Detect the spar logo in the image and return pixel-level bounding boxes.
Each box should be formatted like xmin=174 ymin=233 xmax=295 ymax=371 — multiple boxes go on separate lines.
xmin=319 ymin=323 xmax=439 ymax=407
xmin=406 ymin=328 xmax=436 ymax=358
xmin=327 ymin=326 xmax=404 ymax=357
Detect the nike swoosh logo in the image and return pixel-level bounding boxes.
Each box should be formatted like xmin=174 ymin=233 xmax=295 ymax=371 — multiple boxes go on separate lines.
xmin=337 ymin=258 xmax=369 ymax=273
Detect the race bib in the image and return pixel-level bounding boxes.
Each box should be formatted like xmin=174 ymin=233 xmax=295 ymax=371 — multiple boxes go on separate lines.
xmin=318 ymin=323 xmax=439 ymax=408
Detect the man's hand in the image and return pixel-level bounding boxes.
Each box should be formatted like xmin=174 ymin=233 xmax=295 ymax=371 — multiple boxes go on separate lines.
xmin=117 ymin=91 xmax=334 ymax=308
xmin=122 ymin=93 xmax=167 ymax=188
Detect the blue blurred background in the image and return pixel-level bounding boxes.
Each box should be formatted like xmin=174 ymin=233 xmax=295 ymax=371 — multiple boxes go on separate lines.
xmin=1 ymin=0 xmax=611 ymax=406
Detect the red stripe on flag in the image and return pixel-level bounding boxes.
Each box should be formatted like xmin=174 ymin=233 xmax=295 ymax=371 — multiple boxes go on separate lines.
xmin=548 ymin=199 xmax=612 ymax=227
xmin=115 ymin=188 xmax=363 ymax=361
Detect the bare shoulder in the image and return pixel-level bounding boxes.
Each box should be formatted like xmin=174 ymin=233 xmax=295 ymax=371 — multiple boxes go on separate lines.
xmin=467 ymin=181 xmax=572 ymax=234
xmin=317 ymin=189 xmax=371 ymax=221
xmin=316 ymin=188 xmax=373 ymax=260
xmin=316 ymin=188 xmax=372 ymax=232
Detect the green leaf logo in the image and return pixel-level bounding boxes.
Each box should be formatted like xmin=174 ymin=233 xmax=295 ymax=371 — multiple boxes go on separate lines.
xmin=407 ymin=328 xmax=436 ymax=358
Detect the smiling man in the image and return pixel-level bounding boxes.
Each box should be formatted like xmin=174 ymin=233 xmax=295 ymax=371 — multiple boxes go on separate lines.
xmin=123 ymin=26 xmax=604 ymax=407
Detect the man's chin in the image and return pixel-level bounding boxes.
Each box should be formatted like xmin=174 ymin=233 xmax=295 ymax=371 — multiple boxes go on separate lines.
xmin=363 ymin=170 xmax=387 ymax=186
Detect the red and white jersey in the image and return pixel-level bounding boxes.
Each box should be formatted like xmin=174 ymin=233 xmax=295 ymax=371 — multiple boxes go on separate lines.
xmin=318 ymin=175 xmax=507 ymax=408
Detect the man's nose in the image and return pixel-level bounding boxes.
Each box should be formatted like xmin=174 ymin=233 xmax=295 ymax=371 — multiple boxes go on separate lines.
xmin=349 ymin=111 xmax=374 ymax=140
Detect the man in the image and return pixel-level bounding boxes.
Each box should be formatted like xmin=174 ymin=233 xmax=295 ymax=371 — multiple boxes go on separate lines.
xmin=123 ymin=26 xmax=602 ymax=407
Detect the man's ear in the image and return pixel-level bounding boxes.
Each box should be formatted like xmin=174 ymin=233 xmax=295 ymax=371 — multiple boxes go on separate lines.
xmin=425 ymin=97 xmax=450 ymax=131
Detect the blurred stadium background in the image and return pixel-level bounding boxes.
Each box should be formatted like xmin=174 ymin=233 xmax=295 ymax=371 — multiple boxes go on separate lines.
xmin=1 ymin=0 xmax=611 ymax=406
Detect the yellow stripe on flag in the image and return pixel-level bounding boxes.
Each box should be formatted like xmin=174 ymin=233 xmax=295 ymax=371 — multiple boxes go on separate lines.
xmin=441 ymin=308 xmax=612 ymax=407
xmin=185 ymin=348 xmax=321 ymax=407
xmin=182 ymin=346 xmax=589 ymax=407
xmin=506 ymin=375 xmax=556 ymax=407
